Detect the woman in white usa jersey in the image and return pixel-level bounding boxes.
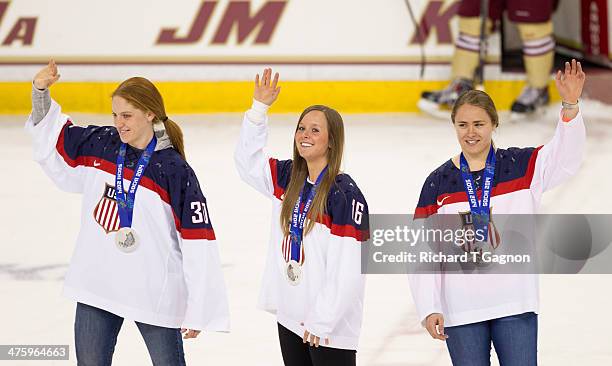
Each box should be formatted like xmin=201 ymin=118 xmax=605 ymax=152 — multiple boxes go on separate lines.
xmin=27 ymin=61 xmax=229 ymax=365
xmin=410 ymin=60 xmax=586 ymax=365
xmin=235 ymin=68 xmax=370 ymax=366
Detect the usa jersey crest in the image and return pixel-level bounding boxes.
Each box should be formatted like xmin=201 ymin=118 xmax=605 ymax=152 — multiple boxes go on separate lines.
xmin=458 ymin=208 xmax=501 ymax=253
xmin=93 ymin=183 xmax=120 ymax=233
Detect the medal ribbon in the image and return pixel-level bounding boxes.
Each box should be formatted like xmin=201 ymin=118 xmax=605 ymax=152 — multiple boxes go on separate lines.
xmin=115 ymin=136 xmax=157 ymax=228
xmin=289 ymin=166 xmax=328 ymax=263
xmin=459 ymin=145 xmax=496 ymax=243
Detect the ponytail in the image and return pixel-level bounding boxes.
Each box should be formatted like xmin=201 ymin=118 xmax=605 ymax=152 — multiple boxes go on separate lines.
xmin=162 ymin=118 xmax=186 ymax=160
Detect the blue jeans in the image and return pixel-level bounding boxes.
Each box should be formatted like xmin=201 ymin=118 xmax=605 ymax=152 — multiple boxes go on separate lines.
xmin=445 ymin=312 xmax=538 ymax=366
xmin=74 ymin=302 xmax=186 ymax=366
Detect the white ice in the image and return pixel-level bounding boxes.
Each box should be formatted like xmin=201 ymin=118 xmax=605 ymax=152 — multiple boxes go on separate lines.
xmin=1 ymin=102 xmax=611 ymax=365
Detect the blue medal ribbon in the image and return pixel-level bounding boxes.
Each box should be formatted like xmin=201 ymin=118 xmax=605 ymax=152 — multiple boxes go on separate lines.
xmin=115 ymin=136 xmax=157 ymax=228
xmin=289 ymin=166 xmax=328 ymax=262
xmin=459 ymin=145 xmax=496 ymax=243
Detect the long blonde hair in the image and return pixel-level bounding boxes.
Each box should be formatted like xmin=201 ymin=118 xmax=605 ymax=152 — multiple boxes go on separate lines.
xmin=112 ymin=77 xmax=186 ymax=160
xmin=280 ymin=105 xmax=345 ymax=237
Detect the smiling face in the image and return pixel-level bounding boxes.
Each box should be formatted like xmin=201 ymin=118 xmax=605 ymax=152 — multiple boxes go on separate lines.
xmin=111 ymin=96 xmax=155 ymax=149
xmin=294 ymin=110 xmax=330 ymax=165
xmin=453 ymin=103 xmax=496 ymax=158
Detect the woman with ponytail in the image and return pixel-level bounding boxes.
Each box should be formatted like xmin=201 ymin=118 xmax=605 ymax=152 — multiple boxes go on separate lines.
xmin=27 ymin=61 xmax=229 ymax=365
xmin=235 ymin=68 xmax=370 ymax=366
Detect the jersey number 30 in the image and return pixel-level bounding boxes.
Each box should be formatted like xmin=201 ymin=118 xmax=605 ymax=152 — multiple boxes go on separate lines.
xmin=191 ymin=201 xmax=210 ymax=224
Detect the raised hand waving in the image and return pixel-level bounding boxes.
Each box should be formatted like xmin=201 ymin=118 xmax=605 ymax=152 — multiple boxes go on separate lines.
xmin=555 ymin=59 xmax=586 ymax=104
xmin=254 ymin=68 xmax=280 ymax=106
xmin=33 ymin=60 xmax=60 ymax=90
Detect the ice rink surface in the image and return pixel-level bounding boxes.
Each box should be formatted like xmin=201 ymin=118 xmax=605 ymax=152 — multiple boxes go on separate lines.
xmin=1 ymin=102 xmax=611 ymax=365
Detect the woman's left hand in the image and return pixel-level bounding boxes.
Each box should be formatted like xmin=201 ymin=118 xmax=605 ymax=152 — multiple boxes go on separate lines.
xmin=301 ymin=323 xmax=329 ymax=347
xmin=555 ymin=59 xmax=586 ymax=104
xmin=180 ymin=328 xmax=201 ymax=339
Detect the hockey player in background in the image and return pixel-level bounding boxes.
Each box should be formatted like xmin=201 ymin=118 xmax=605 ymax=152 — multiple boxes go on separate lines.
xmin=27 ymin=60 xmax=229 ymax=365
xmin=419 ymin=0 xmax=557 ymax=118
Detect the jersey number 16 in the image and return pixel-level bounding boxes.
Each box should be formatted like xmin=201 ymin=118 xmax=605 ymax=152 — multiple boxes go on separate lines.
xmin=351 ymin=199 xmax=364 ymax=225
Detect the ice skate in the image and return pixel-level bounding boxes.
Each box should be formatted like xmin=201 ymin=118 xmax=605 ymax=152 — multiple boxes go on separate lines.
xmin=418 ymin=78 xmax=474 ymax=119
xmin=509 ymin=85 xmax=549 ymax=121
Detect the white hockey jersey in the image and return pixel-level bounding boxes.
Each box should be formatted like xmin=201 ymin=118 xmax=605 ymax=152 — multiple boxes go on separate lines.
xmin=26 ymin=100 xmax=230 ymax=332
xmin=409 ymin=109 xmax=586 ymax=327
xmin=234 ymin=102 xmax=370 ymax=350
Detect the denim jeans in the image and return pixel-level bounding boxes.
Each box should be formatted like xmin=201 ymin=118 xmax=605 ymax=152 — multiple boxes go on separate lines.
xmin=74 ymin=302 xmax=186 ymax=366
xmin=445 ymin=312 xmax=538 ymax=366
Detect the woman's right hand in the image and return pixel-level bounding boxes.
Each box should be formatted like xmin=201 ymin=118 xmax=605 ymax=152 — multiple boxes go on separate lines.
xmin=254 ymin=67 xmax=280 ymax=106
xmin=33 ymin=60 xmax=60 ymax=90
xmin=425 ymin=313 xmax=448 ymax=341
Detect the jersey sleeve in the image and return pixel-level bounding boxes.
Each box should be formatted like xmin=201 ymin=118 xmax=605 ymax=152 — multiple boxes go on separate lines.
xmin=303 ymin=185 xmax=370 ymax=340
xmin=407 ymin=270 xmax=443 ymax=326
xmin=531 ymin=108 xmax=586 ymax=196
xmin=234 ymin=109 xmax=292 ymax=200
xmin=25 ymin=99 xmax=101 ymax=193
xmin=409 ymin=176 xmax=443 ymax=325
xmin=170 ymin=164 xmax=230 ymax=332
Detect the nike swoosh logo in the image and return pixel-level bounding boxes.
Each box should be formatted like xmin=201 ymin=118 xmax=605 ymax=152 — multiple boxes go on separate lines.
xmin=93 ymin=160 xmax=101 ymax=167
xmin=437 ymin=195 xmax=450 ymax=206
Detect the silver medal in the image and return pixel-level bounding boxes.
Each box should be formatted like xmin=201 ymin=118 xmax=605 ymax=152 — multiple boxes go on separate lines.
xmin=286 ymin=260 xmax=302 ymax=286
xmin=115 ymin=227 xmax=139 ymax=253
